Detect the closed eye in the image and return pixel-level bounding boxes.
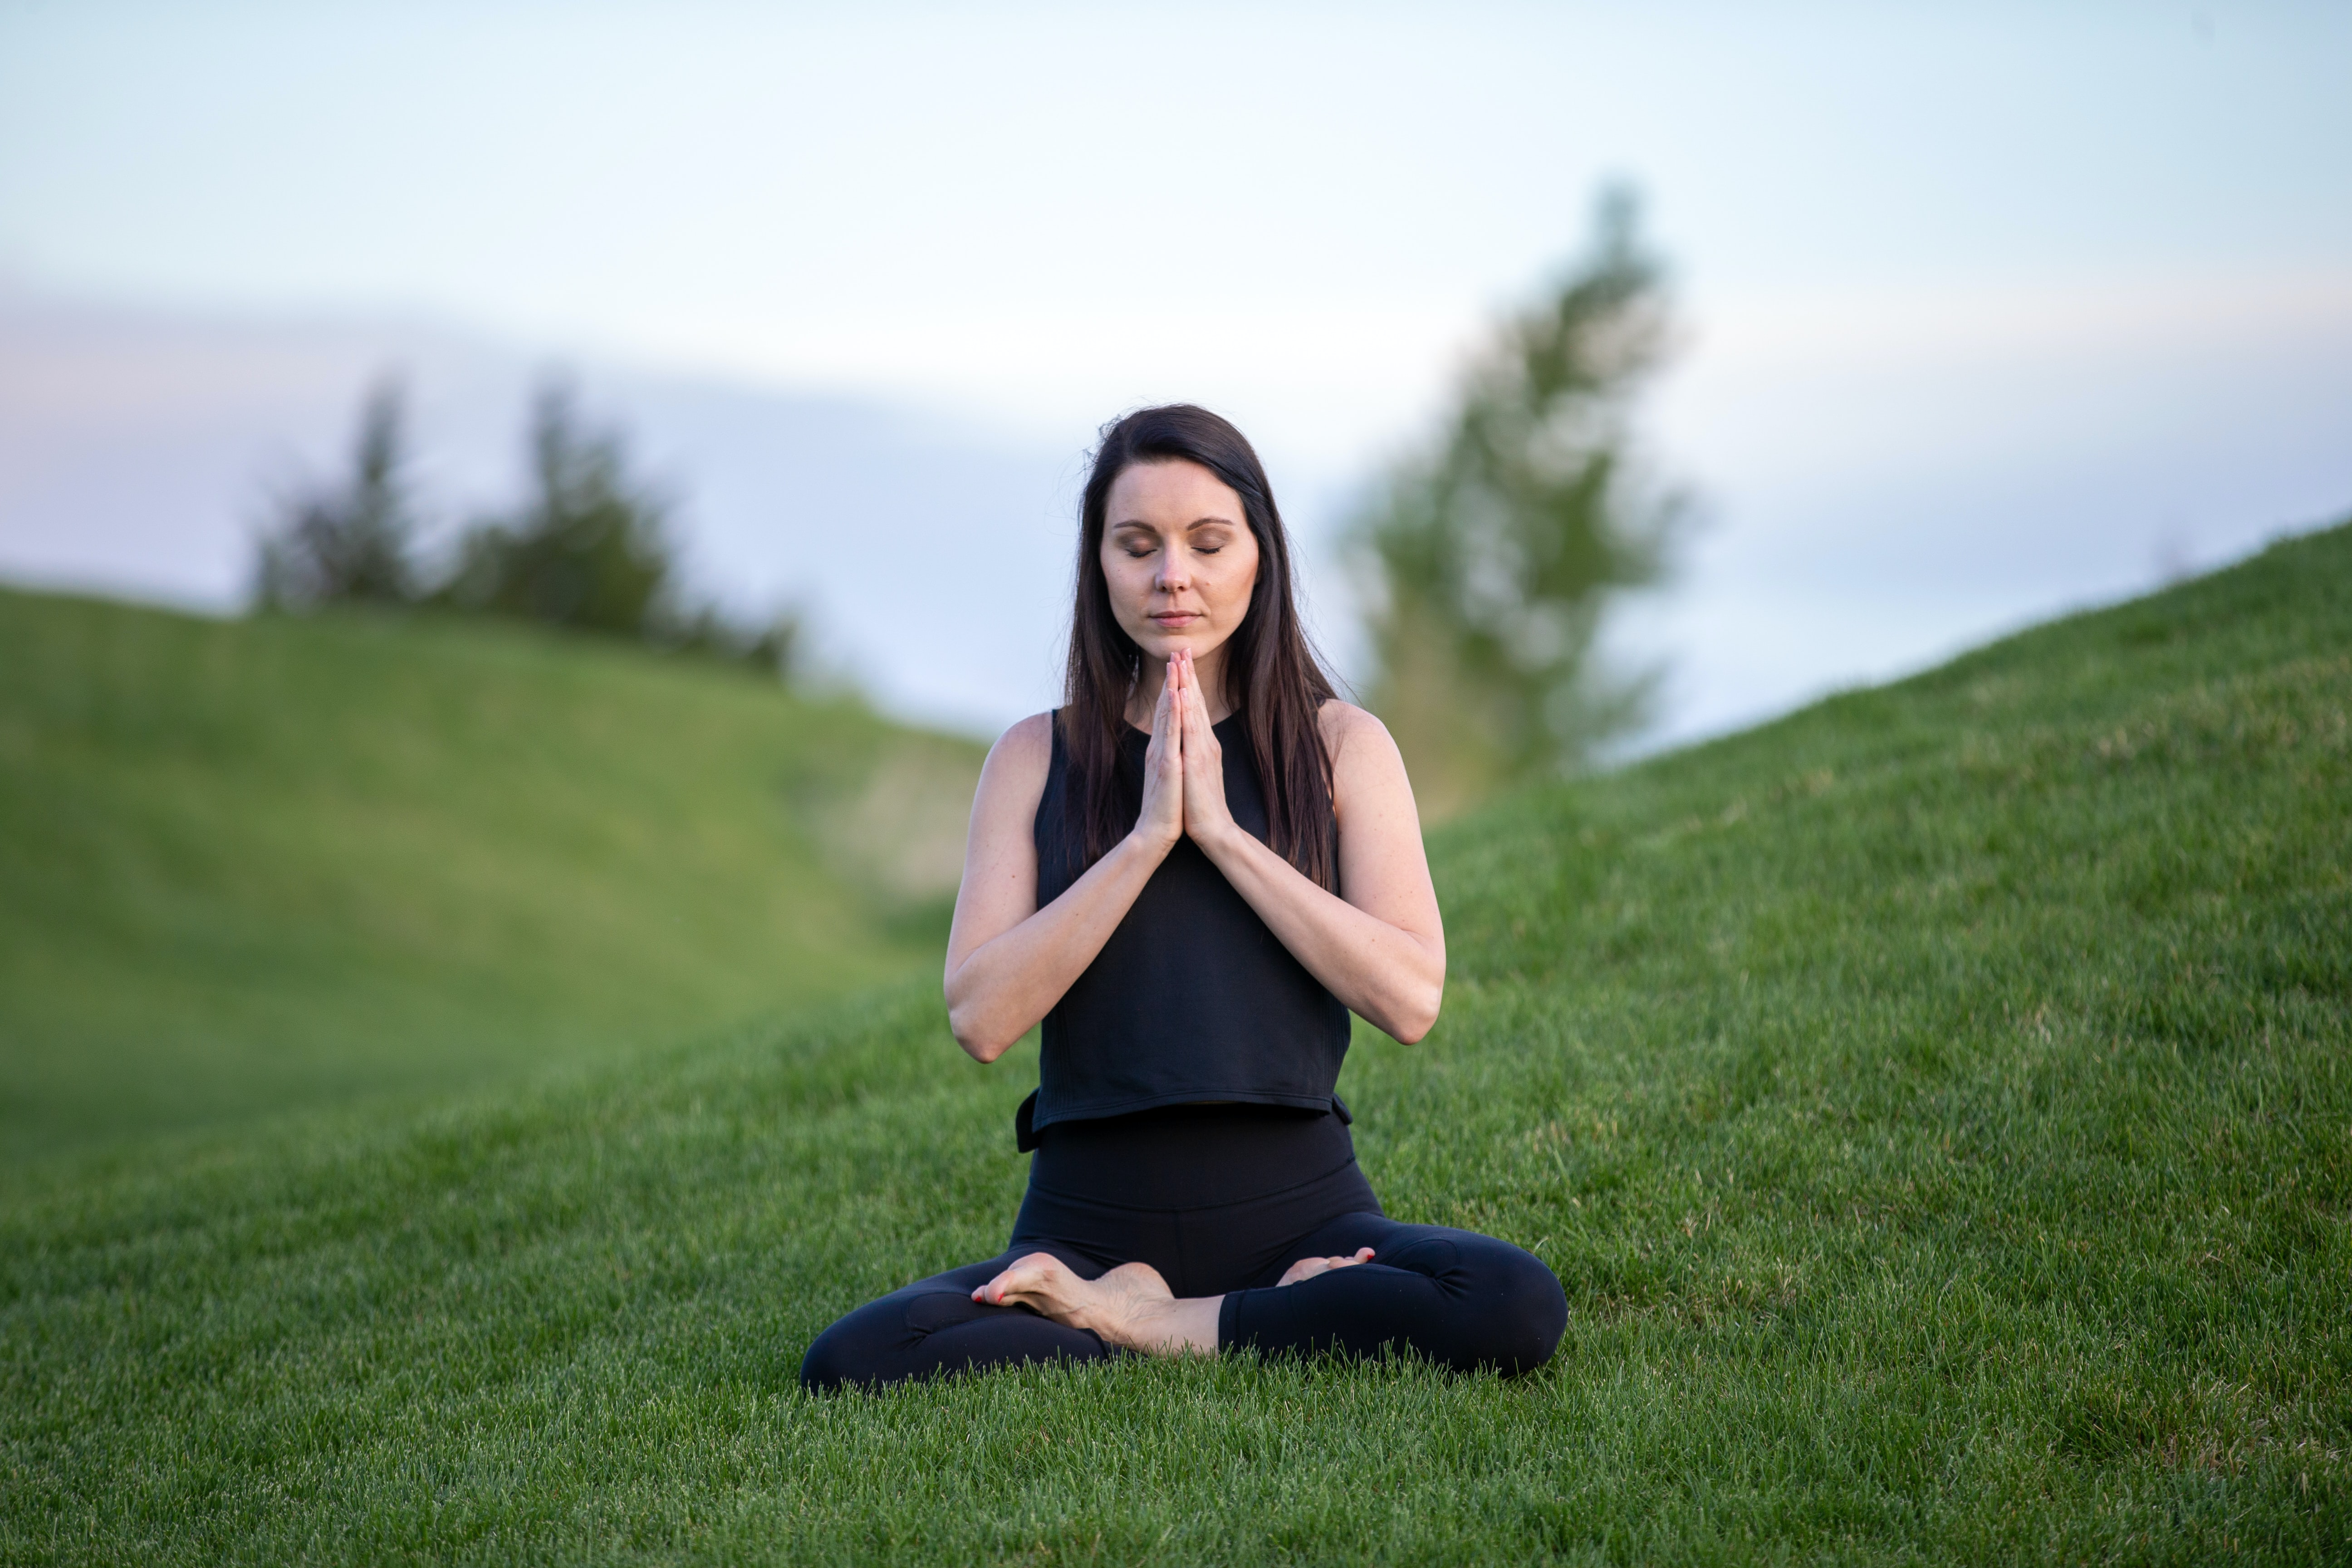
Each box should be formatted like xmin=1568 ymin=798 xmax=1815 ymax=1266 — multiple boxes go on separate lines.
xmin=1187 ymin=519 xmax=1239 ymax=555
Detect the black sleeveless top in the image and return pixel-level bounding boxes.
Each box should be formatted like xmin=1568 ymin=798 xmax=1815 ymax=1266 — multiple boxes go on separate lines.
xmin=1018 ymin=709 xmax=1352 ymax=1148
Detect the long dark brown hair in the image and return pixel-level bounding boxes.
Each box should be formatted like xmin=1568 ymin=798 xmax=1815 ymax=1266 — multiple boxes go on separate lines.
xmin=1061 ymin=404 xmax=1340 ymax=889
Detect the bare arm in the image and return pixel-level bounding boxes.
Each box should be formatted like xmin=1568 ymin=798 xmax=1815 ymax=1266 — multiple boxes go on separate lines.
xmin=1175 ymin=669 xmax=1446 ymax=1043
xmin=941 ymin=670 xmax=1191 ymax=1063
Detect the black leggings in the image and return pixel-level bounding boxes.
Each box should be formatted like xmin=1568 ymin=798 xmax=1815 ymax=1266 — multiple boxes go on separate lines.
xmin=799 ymin=1104 xmax=1567 ymax=1392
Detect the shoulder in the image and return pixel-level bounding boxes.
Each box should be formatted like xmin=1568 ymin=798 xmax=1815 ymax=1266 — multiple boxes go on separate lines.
xmin=975 ymin=711 xmax=1056 ymax=804
xmin=1316 ymin=701 xmax=1417 ymax=832
xmin=1316 ymin=699 xmax=1400 ymax=771
xmin=991 ymin=710 xmax=1056 ymax=767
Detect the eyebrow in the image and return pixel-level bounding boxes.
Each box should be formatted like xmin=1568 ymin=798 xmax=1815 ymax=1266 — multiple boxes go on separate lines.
xmin=1108 ymin=516 xmax=1239 ymax=533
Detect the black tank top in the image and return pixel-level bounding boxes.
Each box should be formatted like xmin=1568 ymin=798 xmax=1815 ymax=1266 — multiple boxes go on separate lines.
xmin=1018 ymin=709 xmax=1352 ymax=1148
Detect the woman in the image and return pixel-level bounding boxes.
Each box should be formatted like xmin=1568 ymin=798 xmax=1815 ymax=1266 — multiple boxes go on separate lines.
xmin=800 ymin=405 xmax=1566 ymax=1390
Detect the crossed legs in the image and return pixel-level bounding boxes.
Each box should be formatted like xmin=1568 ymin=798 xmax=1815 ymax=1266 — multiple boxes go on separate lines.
xmin=798 ymin=1215 xmax=1565 ymax=1392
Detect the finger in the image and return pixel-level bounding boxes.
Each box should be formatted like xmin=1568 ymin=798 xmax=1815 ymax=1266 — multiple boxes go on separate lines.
xmin=1184 ymin=657 xmax=1214 ymax=734
xmin=1152 ymin=668 xmax=1179 ymax=763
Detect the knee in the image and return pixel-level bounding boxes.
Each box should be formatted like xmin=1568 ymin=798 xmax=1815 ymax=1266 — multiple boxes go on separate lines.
xmin=800 ymin=1295 xmax=913 ymax=1394
xmin=1466 ymin=1239 xmax=1568 ymax=1375
xmin=798 ymin=1312 xmax=866 ymax=1394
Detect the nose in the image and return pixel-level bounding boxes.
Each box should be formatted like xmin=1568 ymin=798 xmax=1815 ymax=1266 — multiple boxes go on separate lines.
xmin=1154 ymin=543 xmax=1191 ymax=594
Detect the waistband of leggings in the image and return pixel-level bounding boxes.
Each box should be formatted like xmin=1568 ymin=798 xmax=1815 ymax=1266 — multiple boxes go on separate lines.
xmin=1024 ymin=1101 xmax=1358 ymax=1211
xmin=1010 ymin=1161 xmax=1383 ymax=1268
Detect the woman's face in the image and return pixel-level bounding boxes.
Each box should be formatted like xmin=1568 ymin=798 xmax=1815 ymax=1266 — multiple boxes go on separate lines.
xmin=1100 ymin=459 xmax=1262 ymax=669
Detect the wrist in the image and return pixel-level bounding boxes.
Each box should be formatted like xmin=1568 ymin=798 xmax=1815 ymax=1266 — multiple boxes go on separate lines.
xmin=1127 ymin=821 xmax=1181 ymax=859
xmin=1188 ymin=816 xmax=1246 ymax=860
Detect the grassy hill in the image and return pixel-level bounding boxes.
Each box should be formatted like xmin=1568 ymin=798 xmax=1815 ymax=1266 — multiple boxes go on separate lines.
xmin=4 ymin=523 xmax=2348 ymax=1563
xmin=0 ymin=591 xmax=982 ymax=1158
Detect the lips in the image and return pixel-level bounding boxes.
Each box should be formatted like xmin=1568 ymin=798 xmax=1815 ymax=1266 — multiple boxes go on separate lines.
xmin=1150 ymin=612 xmax=1200 ymax=628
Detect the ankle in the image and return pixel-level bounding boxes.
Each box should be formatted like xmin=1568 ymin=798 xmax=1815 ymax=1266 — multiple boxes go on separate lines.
xmin=1115 ymin=1294 xmax=1175 ymax=1354
xmin=1119 ymin=1293 xmax=1221 ymax=1358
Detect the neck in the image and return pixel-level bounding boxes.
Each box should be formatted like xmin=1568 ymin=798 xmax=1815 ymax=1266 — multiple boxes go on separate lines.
xmin=1131 ymin=648 xmax=1237 ymax=727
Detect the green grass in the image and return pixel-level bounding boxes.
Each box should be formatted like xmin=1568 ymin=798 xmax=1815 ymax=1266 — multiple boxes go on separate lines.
xmin=5 ymin=523 xmax=2350 ymax=1562
xmin=0 ymin=593 xmax=981 ymax=1158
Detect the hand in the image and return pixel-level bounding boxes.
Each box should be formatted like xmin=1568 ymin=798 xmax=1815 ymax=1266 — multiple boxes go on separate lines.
xmin=1172 ymin=648 xmax=1238 ymax=850
xmin=972 ymin=1253 xmax=1195 ymax=1353
xmin=1132 ymin=656 xmax=1184 ymax=855
xmin=1276 ymin=1247 xmax=1375 ymax=1288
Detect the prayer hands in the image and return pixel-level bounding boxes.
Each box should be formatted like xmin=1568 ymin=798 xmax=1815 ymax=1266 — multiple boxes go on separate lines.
xmin=1132 ymin=648 xmax=1236 ymax=858
xmin=1170 ymin=648 xmax=1237 ymax=852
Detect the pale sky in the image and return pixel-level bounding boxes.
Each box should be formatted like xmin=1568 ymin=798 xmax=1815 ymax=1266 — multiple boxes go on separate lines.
xmin=4 ymin=0 xmax=2349 ymax=743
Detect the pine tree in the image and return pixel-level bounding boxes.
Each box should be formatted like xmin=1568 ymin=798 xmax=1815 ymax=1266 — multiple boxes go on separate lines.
xmin=442 ymin=379 xmax=673 ymax=638
xmin=254 ymin=377 xmax=421 ymax=610
xmin=1354 ymin=187 xmax=1685 ymax=816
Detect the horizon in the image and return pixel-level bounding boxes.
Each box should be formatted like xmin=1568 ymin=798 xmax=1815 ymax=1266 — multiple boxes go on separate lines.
xmin=4 ymin=1 xmax=2349 ymax=747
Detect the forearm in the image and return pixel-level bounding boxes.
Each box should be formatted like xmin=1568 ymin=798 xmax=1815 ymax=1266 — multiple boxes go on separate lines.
xmin=1197 ymin=829 xmax=1445 ymax=1042
xmin=945 ymin=832 xmax=1170 ymax=1060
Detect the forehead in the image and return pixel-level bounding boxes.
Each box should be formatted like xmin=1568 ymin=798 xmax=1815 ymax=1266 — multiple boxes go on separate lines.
xmin=1106 ymin=459 xmax=1244 ymax=525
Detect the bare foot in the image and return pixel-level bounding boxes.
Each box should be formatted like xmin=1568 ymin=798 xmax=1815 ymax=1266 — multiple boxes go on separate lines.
xmin=1276 ymin=1247 xmax=1376 ymax=1288
xmin=972 ymin=1253 xmax=1218 ymax=1356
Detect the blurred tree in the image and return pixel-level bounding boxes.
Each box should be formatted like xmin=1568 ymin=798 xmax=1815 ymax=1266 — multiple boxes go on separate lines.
xmin=254 ymin=377 xmax=421 ymax=610
xmin=441 ymin=379 xmax=674 ymax=638
xmin=263 ymin=372 xmax=800 ymax=679
xmin=655 ymin=601 xmax=807 ymax=682
xmin=1352 ymin=186 xmax=1686 ymax=816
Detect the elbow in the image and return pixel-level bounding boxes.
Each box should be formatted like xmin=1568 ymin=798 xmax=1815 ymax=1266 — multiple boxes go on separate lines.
xmin=1388 ymin=1010 xmax=1438 ymax=1047
xmin=1376 ymin=939 xmax=1447 ymax=1046
xmin=1383 ymin=980 xmax=1444 ymax=1046
xmin=946 ymin=999 xmax=1015 ymax=1064
xmin=943 ymin=966 xmax=999 ymax=1063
